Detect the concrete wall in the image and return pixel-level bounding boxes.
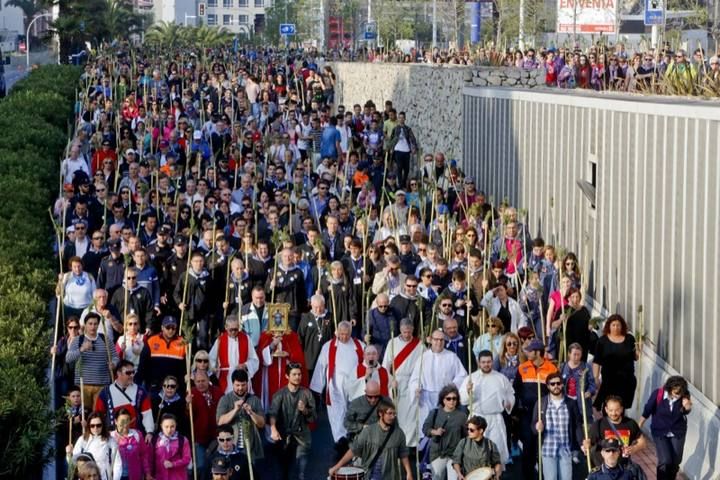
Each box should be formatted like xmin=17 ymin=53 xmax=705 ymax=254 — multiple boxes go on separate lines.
xmin=462 ymin=86 xmax=720 ymax=480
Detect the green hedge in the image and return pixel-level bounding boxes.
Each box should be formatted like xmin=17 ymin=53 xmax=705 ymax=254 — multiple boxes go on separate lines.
xmin=0 ymin=65 xmax=81 ymax=478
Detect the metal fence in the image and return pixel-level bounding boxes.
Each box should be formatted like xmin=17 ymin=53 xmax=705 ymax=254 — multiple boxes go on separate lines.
xmin=462 ymin=86 xmax=720 ymax=407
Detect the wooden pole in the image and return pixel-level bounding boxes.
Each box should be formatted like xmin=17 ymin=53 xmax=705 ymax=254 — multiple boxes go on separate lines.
xmin=178 ymin=228 xmax=195 ymax=335
xmin=537 ymin=372 xmax=543 ymax=480
xmin=186 ymin=344 xmax=198 ymax=480
xmin=580 ymin=367 xmax=592 ymax=474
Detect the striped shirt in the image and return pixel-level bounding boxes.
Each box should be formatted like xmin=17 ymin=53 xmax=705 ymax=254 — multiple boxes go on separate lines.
xmin=66 ymin=333 xmax=119 ymax=386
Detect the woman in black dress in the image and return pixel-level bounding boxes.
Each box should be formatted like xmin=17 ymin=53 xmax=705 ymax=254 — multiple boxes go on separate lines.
xmin=592 ymin=314 xmax=638 ymax=411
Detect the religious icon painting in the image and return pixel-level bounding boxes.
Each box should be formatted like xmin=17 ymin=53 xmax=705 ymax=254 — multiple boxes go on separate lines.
xmin=266 ymin=303 xmax=291 ymax=334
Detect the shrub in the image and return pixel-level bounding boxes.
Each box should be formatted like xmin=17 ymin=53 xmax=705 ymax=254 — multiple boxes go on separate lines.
xmin=0 ymin=64 xmax=80 ymax=478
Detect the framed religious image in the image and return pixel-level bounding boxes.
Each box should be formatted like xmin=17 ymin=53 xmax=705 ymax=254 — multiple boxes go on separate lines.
xmin=266 ymin=303 xmax=290 ymax=334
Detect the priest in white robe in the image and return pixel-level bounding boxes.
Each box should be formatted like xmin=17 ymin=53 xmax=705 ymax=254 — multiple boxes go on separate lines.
xmin=310 ymin=320 xmax=365 ymax=442
xmin=459 ymin=349 xmax=515 ymax=465
xmin=382 ymin=318 xmax=425 ymax=447
xmin=409 ymin=328 xmax=467 ymax=440
xmin=209 ymin=315 xmax=260 ymax=393
xmin=347 ymin=345 xmax=390 ymax=401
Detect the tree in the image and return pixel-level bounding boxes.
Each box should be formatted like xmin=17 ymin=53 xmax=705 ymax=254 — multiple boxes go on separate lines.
xmin=52 ymin=0 xmax=147 ymax=61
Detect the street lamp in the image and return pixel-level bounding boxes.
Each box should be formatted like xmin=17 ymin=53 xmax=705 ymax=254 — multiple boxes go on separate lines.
xmin=26 ymin=13 xmax=53 ymax=69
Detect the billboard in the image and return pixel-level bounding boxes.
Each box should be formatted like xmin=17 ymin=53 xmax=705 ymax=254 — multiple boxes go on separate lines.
xmin=556 ymin=0 xmax=617 ymax=34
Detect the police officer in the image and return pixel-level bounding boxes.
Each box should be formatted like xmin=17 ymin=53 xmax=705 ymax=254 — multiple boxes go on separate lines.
xmin=97 ymin=238 xmax=126 ymax=298
xmin=146 ymin=224 xmax=173 ymax=275
xmin=397 ymin=234 xmax=421 ymax=276
xmin=587 ymin=439 xmax=645 ymax=480
xmin=208 ymin=425 xmax=252 ymax=480
xmin=162 ymin=235 xmax=189 ymax=317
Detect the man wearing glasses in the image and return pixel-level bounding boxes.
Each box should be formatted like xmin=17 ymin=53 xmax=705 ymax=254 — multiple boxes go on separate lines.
xmin=209 ymin=425 xmax=252 ymax=479
xmin=95 ymin=359 xmax=154 ymax=438
xmin=110 ymin=267 xmax=154 ymax=333
xmin=143 ymin=316 xmax=186 ymax=394
xmin=530 ymin=372 xmax=584 ymax=480
xmin=409 ymin=329 xmax=468 ymax=439
xmin=587 ymin=439 xmax=644 ymax=480
xmin=344 ymin=380 xmax=391 ymax=444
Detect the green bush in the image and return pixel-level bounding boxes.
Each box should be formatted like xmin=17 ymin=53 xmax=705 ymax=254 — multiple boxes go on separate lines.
xmin=0 ymin=65 xmax=80 ymax=478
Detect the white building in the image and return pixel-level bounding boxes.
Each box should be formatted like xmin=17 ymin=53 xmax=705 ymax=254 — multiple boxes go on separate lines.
xmin=151 ymin=0 xmax=270 ymax=33
xmin=154 ymin=0 xmax=200 ymax=25
xmin=204 ymin=0 xmax=271 ymax=35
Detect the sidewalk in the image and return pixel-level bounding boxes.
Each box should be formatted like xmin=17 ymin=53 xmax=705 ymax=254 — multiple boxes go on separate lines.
xmin=632 ymin=437 xmax=689 ymax=480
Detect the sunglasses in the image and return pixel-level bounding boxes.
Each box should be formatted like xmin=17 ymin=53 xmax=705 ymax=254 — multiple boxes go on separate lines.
xmin=90 ymin=423 xmax=103 ymax=428
xmin=467 ymin=427 xmax=478 ymax=432
xmin=127 ymin=276 xmax=137 ymax=280
xmin=445 ymin=396 xmax=458 ymax=401
xmin=366 ymin=394 xmax=379 ymax=399
xmin=506 ymin=341 xmax=518 ymax=346
xmin=218 ymin=437 xmax=233 ymax=442
xmin=163 ymin=325 xmax=177 ymax=330
xmin=164 ymin=384 xmax=178 ymax=388
xmin=68 ymin=325 xmax=80 ymax=330
xmin=196 ymin=358 xmax=209 ymax=363
xmin=548 ymin=381 xmax=563 ymax=387
xmin=441 ymin=303 xmax=452 ymax=308
xmin=377 ymin=305 xmax=389 ymax=309
xmin=123 ymin=370 xmax=135 ymax=375
xmin=93 ymin=236 xmax=104 ymax=240
xmin=405 ymin=284 xmax=418 ymax=288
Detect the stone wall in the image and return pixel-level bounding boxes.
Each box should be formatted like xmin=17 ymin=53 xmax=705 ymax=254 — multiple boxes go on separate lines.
xmin=331 ymin=62 xmax=467 ymax=162
xmin=330 ymin=62 xmax=548 ymax=164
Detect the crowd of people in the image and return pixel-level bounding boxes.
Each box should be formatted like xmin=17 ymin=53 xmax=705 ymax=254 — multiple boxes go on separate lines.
xmin=332 ymin=43 xmax=720 ymax=95
xmin=51 ymin=44 xmax=695 ymax=480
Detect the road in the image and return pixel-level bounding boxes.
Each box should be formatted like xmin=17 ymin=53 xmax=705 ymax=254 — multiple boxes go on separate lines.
xmin=259 ymin=405 xmax=591 ymax=480
xmin=5 ymin=68 xmax=29 ymax=92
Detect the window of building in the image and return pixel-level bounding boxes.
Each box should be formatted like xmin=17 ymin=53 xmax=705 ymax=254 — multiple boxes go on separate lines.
xmin=254 ymin=0 xmax=263 ymax=7
xmin=239 ymin=0 xmax=248 ymax=5
xmin=223 ymin=14 xmax=233 ymax=25
xmin=239 ymin=14 xmax=249 ymax=24
xmin=223 ymin=0 xmax=232 ymax=7
xmin=207 ymin=14 xmax=218 ymax=25
xmin=208 ymin=0 xmax=217 ymax=6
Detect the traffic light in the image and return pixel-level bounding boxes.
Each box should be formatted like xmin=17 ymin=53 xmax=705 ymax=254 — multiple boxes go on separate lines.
xmin=199 ymin=3 xmax=206 ymax=16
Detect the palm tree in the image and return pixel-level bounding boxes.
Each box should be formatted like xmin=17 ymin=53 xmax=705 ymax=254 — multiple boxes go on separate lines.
xmin=145 ymin=21 xmax=184 ymax=49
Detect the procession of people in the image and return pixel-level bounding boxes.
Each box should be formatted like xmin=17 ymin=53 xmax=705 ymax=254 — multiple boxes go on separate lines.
xmin=50 ymin=43 xmax=693 ymax=480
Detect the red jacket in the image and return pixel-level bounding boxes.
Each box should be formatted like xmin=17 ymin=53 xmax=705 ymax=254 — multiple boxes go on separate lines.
xmin=189 ymin=384 xmax=223 ymax=446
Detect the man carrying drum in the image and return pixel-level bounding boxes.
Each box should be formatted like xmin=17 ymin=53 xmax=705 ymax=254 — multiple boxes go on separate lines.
xmin=329 ymin=399 xmax=413 ymax=480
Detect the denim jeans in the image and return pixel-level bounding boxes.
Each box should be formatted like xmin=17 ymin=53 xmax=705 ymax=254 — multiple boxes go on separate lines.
xmin=542 ymin=449 xmax=573 ymax=480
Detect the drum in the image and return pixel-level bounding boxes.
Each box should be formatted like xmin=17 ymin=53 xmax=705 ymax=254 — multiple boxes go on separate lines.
xmin=331 ymin=466 xmax=366 ymax=480
xmin=465 ymin=467 xmax=494 ymax=480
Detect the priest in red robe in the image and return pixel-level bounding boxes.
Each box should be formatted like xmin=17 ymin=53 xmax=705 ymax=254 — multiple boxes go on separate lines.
xmin=254 ymin=328 xmax=307 ymax=410
xmin=209 ymin=315 xmax=259 ymax=394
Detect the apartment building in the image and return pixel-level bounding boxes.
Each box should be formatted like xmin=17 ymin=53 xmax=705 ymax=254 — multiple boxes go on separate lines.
xmin=205 ymin=0 xmax=271 ymax=34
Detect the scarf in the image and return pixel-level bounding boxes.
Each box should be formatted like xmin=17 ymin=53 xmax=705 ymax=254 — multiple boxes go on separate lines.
xmin=72 ymin=273 xmax=87 ymax=286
